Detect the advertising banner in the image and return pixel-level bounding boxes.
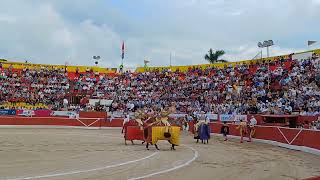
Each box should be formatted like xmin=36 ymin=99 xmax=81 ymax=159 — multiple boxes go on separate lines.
xmin=206 ymin=114 xmax=218 ymax=121
xmin=234 ymin=115 xmax=248 ymax=124
xmin=220 ymin=114 xmax=247 ymax=123
xmin=0 ymin=109 xmax=16 ymax=116
xmin=34 ymin=110 xmax=52 ymax=117
xmin=220 ymin=114 xmax=235 ymax=122
xmin=18 ymin=110 xmax=35 ymax=117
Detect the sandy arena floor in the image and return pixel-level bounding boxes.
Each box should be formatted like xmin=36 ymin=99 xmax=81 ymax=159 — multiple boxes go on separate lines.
xmin=0 ymin=128 xmax=320 ymax=180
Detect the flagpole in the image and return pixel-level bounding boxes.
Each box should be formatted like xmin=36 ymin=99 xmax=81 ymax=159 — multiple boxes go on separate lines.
xmin=122 ymin=41 xmax=124 ymax=66
xmin=120 ymin=41 xmax=125 ymax=72
xmin=170 ymin=52 xmax=172 ymax=67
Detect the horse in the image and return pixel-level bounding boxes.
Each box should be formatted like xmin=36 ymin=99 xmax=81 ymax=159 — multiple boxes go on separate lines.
xmin=143 ymin=106 xmax=179 ymax=150
xmin=144 ymin=126 xmax=180 ymax=150
xmin=144 ymin=126 xmax=160 ymax=150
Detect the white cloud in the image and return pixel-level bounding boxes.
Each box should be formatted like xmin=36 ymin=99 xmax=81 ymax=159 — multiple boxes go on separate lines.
xmin=0 ymin=0 xmax=319 ymax=68
xmin=0 ymin=14 xmax=16 ymax=23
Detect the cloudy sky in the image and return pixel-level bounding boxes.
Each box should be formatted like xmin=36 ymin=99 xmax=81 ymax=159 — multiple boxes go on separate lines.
xmin=0 ymin=0 xmax=319 ymax=69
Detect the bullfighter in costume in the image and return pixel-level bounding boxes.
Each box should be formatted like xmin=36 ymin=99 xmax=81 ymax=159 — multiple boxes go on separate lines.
xmin=122 ymin=109 xmax=145 ymax=145
xmin=194 ymin=112 xmax=210 ymax=144
xmin=237 ymin=119 xmax=247 ymax=143
xmin=198 ymin=112 xmax=211 ymax=144
xmin=247 ymin=116 xmax=257 ymax=142
xmin=220 ymin=121 xmax=230 ymax=141
xmin=193 ymin=119 xmax=200 ymax=142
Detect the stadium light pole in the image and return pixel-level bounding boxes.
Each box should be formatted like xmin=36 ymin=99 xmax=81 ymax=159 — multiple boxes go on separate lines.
xmin=93 ymin=56 xmax=101 ymax=66
xmin=258 ymin=40 xmax=274 ymax=90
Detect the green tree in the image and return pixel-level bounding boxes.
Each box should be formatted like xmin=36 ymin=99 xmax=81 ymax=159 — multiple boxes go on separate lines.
xmin=204 ymin=49 xmax=227 ymax=63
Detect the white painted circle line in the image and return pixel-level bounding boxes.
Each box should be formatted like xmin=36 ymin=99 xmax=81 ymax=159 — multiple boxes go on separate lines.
xmin=127 ymin=145 xmax=199 ymax=180
xmin=5 ymin=152 xmax=159 ymax=180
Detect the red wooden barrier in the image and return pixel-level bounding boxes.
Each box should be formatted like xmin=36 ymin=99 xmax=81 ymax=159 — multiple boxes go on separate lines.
xmin=79 ymin=111 xmax=107 ymax=118
xmin=209 ymin=122 xmax=320 ymax=151
xmin=0 ymin=117 xmax=319 ymax=152
xmin=0 ymin=117 xmax=119 ymax=127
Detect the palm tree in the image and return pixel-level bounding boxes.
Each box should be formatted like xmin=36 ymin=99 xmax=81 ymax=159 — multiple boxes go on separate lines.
xmin=204 ymin=49 xmax=227 ymax=63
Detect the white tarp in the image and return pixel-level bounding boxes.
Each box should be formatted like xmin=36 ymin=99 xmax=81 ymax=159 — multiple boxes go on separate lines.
xmin=292 ymin=52 xmax=313 ymax=61
xmin=89 ymin=99 xmax=100 ymax=106
xmin=51 ymin=111 xmax=78 ymax=118
xmin=112 ymin=111 xmax=124 ymax=118
xmin=169 ymin=114 xmax=187 ymax=118
xmin=220 ymin=114 xmax=247 ymax=123
xmin=89 ymin=99 xmax=113 ymax=106
xmin=100 ymin=99 xmax=113 ymax=106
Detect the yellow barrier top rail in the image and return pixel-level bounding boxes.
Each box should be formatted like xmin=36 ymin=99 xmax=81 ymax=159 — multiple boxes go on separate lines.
xmin=136 ymin=48 xmax=320 ymax=73
xmin=0 ymin=59 xmax=117 ymax=73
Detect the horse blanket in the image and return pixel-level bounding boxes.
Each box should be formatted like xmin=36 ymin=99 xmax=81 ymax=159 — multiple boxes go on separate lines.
xmin=145 ymin=126 xmax=180 ymax=145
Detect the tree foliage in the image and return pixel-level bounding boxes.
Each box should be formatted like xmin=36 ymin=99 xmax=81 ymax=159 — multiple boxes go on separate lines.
xmin=204 ymin=49 xmax=227 ymax=63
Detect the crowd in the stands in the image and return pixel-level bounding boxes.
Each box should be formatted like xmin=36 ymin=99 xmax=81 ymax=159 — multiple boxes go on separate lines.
xmin=0 ymin=65 xmax=69 ymax=110
xmin=0 ymin=53 xmax=319 ymax=116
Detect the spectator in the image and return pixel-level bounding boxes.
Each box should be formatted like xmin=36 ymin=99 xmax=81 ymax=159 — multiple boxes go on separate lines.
xmin=0 ymin=54 xmax=319 ymax=117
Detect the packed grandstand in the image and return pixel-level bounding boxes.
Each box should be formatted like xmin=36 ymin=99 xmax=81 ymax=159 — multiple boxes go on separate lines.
xmin=0 ymin=49 xmax=320 ymax=129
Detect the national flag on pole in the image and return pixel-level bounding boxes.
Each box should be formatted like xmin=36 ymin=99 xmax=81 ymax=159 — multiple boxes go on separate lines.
xmin=308 ymin=40 xmax=317 ymax=46
xmin=121 ymin=41 xmax=125 ymax=59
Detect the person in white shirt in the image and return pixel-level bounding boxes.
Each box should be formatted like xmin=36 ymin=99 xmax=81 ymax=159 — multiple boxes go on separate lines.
xmin=123 ymin=113 xmax=130 ymax=126
xmin=63 ymin=98 xmax=68 ymax=109
xmin=248 ymin=116 xmax=257 ymax=142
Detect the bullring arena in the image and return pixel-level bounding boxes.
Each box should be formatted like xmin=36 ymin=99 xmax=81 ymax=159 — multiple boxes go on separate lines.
xmin=1 ymin=1 xmax=320 ymax=179
xmin=0 ymin=117 xmax=320 ymax=180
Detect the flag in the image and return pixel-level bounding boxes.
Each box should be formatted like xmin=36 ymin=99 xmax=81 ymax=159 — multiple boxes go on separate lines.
xmin=144 ymin=60 xmax=150 ymax=64
xmin=308 ymin=40 xmax=317 ymax=46
xmin=121 ymin=41 xmax=125 ymax=59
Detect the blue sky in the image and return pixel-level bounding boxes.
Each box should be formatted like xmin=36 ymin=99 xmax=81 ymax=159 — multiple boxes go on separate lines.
xmin=0 ymin=0 xmax=319 ymax=69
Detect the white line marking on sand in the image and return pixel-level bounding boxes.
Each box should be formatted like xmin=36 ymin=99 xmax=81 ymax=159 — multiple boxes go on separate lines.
xmin=5 ymin=152 xmax=159 ymax=180
xmin=127 ymin=145 xmax=199 ymax=180
xmin=1 ymin=129 xmax=199 ymax=180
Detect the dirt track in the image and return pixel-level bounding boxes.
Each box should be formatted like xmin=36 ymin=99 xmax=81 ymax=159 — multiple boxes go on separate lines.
xmin=0 ymin=128 xmax=319 ymax=180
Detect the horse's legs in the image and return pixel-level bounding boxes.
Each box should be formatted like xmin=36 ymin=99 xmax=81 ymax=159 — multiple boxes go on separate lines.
xmin=207 ymin=139 xmax=209 ymax=144
xmin=171 ymin=144 xmax=176 ymax=150
xmin=142 ymin=141 xmax=145 ymax=144
xmin=146 ymin=143 xmax=149 ymax=150
xmin=131 ymin=140 xmax=134 ymax=145
xmin=154 ymin=144 xmax=160 ymax=150
xmin=196 ymin=139 xmax=199 ymax=143
xmin=168 ymin=140 xmax=175 ymax=150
